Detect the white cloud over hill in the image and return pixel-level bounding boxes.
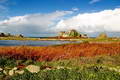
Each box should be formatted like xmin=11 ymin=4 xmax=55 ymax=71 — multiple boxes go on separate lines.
xmin=55 ymin=8 xmax=120 ymax=33
xmin=0 ymin=8 xmax=120 ymax=36
xmin=0 ymin=10 xmax=73 ymax=35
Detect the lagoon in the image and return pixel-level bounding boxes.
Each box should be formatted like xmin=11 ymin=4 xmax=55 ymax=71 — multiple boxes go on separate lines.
xmin=0 ymin=40 xmax=81 ymax=46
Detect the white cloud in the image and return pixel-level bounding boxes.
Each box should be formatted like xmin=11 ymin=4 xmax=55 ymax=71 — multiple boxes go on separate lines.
xmin=89 ymin=0 xmax=101 ymax=4
xmin=0 ymin=8 xmax=120 ymax=37
xmin=55 ymin=8 xmax=120 ymax=33
xmin=72 ymin=7 xmax=79 ymax=11
xmin=0 ymin=10 xmax=73 ymax=36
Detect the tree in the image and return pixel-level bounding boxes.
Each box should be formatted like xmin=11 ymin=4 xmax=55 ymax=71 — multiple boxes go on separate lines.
xmin=0 ymin=33 xmax=5 ymax=37
xmin=68 ymin=29 xmax=80 ymax=37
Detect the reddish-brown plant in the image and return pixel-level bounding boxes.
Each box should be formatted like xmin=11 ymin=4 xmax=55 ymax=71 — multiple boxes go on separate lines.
xmin=0 ymin=42 xmax=120 ymax=61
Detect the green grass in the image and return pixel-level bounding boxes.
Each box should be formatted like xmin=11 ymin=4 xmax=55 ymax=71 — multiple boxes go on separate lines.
xmin=80 ymin=38 xmax=120 ymax=42
xmin=0 ymin=37 xmax=120 ymax=42
xmin=0 ymin=55 xmax=120 ymax=80
xmin=0 ymin=37 xmax=40 ymax=41
xmin=11 ymin=67 xmax=120 ymax=80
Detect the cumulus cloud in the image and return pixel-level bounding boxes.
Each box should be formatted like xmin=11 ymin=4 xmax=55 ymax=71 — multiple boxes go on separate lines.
xmin=0 ymin=10 xmax=73 ymax=36
xmin=72 ymin=7 xmax=79 ymax=11
xmin=0 ymin=8 xmax=120 ymax=37
xmin=89 ymin=0 xmax=101 ymax=4
xmin=55 ymin=8 xmax=120 ymax=33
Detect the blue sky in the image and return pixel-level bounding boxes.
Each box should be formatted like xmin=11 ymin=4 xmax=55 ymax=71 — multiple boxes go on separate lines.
xmin=0 ymin=0 xmax=120 ymax=37
xmin=7 ymin=0 xmax=120 ymax=16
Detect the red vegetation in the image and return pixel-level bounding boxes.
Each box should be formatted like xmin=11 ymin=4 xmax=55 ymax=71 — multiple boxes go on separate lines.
xmin=17 ymin=64 xmax=26 ymax=69
xmin=0 ymin=42 xmax=120 ymax=61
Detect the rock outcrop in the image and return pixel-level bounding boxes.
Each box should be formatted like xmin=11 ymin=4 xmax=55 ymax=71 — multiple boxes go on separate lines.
xmin=26 ymin=65 xmax=40 ymax=73
xmin=58 ymin=29 xmax=88 ymax=38
xmin=97 ymin=33 xmax=108 ymax=39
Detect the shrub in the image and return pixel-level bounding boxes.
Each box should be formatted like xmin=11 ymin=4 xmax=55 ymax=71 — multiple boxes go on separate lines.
xmin=0 ymin=57 xmax=16 ymax=68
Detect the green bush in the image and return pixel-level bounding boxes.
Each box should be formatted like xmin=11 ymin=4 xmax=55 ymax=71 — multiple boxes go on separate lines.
xmin=0 ymin=55 xmax=120 ymax=80
xmin=10 ymin=67 xmax=120 ymax=80
xmin=0 ymin=57 xmax=16 ymax=68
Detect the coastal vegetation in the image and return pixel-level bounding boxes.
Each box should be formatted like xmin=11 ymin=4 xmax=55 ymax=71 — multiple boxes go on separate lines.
xmin=0 ymin=33 xmax=24 ymax=38
xmin=0 ymin=36 xmax=120 ymax=43
xmin=0 ymin=40 xmax=119 ymax=80
xmin=0 ymin=54 xmax=120 ymax=80
xmin=0 ymin=30 xmax=120 ymax=80
xmin=0 ymin=42 xmax=120 ymax=61
xmin=0 ymin=30 xmax=120 ymax=42
xmin=0 ymin=37 xmax=40 ymax=41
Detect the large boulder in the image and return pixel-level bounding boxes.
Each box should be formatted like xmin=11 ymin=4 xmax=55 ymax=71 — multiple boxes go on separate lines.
xmin=15 ymin=70 xmax=24 ymax=74
xmin=58 ymin=29 xmax=82 ymax=37
xmin=97 ymin=33 xmax=108 ymax=39
xmin=15 ymin=34 xmax=24 ymax=38
xmin=9 ymin=70 xmax=14 ymax=76
xmin=59 ymin=31 xmax=66 ymax=37
xmin=68 ymin=29 xmax=80 ymax=37
xmin=58 ymin=29 xmax=88 ymax=38
xmin=26 ymin=65 xmax=40 ymax=73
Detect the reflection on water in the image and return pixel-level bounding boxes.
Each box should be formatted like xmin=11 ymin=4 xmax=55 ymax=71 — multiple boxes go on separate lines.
xmin=0 ymin=40 xmax=81 ymax=46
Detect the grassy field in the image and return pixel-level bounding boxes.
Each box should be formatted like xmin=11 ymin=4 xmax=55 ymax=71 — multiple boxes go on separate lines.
xmin=0 ymin=37 xmax=40 ymax=41
xmin=0 ymin=36 xmax=120 ymax=42
xmin=0 ymin=39 xmax=120 ymax=80
xmin=0 ymin=55 xmax=120 ymax=80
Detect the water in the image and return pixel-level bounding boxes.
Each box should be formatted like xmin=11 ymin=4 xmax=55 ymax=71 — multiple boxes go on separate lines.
xmin=0 ymin=40 xmax=81 ymax=46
